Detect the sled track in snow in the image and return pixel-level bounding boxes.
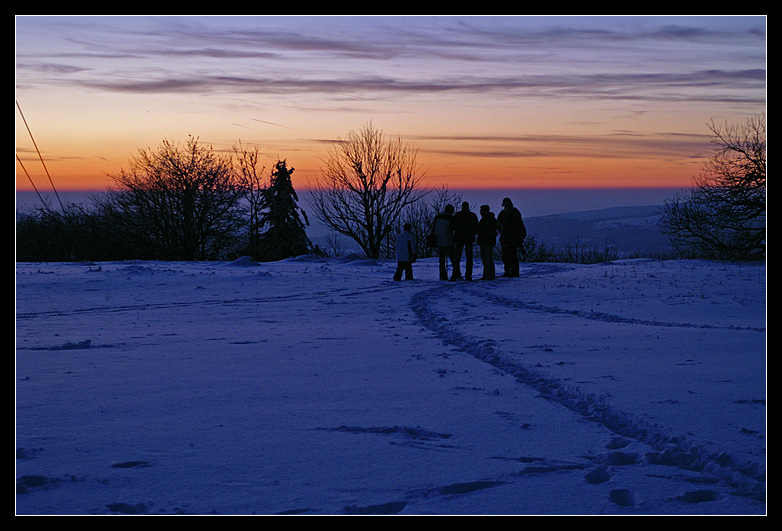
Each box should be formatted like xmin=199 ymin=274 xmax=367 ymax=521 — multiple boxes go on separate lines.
xmin=467 ymin=284 xmax=765 ymax=333
xmin=409 ymin=282 xmax=766 ymax=502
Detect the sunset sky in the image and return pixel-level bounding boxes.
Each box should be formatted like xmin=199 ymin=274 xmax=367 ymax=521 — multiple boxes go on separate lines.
xmin=15 ymin=15 xmax=766 ymax=196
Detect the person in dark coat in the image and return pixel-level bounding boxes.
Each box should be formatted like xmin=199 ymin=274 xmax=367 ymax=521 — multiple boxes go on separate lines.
xmin=432 ymin=204 xmax=456 ymax=281
xmin=497 ymin=197 xmax=526 ymax=277
xmin=451 ymin=201 xmax=479 ymax=281
xmin=393 ymin=223 xmax=416 ymax=281
xmin=477 ymin=205 xmax=498 ymax=280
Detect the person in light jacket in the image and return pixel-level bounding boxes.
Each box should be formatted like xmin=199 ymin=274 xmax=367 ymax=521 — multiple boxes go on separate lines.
xmin=393 ymin=223 xmax=417 ymax=281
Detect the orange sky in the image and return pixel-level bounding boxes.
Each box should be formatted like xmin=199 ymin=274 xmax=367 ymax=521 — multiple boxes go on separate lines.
xmin=16 ymin=16 xmax=766 ymax=195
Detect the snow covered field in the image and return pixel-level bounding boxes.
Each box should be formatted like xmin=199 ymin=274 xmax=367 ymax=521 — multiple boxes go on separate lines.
xmin=15 ymin=256 xmax=766 ymax=515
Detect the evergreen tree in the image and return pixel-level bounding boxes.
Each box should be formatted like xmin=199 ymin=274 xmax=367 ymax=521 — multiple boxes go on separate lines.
xmin=258 ymin=160 xmax=312 ymax=261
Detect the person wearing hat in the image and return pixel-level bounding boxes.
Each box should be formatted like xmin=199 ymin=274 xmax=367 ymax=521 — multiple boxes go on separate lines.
xmin=496 ymin=197 xmax=526 ymax=277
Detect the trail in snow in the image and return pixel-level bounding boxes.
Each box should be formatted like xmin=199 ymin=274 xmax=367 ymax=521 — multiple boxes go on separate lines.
xmin=408 ymin=264 xmax=765 ymax=502
xmin=15 ymin=258 xmax=765 ymax=514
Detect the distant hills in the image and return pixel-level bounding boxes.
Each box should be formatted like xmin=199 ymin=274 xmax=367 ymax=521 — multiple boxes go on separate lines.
xmin=524 ymin=205 xmax=672 ymax=257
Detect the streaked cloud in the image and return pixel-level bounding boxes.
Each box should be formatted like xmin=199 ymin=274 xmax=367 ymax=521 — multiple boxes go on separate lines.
xmin=64 ymin=68 xmax=763 ymax=107
xmin=15 ymin=15 xmax=766 ymax=191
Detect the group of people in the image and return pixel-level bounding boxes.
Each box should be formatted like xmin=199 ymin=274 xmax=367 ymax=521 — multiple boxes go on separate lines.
xmin=393 ymin=197 xmax=526 ymax=281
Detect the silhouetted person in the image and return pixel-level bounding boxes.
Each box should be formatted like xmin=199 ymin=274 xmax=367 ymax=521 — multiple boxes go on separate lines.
xmin=477 ymin=204 xmax=498 ymax=280
xmin=393 ymin=223 xmax=416 ymax=281
xmin=451 ymin=201 xmax=479 ymax=281
xmin=497 ymin=197 xmax=526 ymax=277
xmin=432 ymin=204 xmax=456 ymax=280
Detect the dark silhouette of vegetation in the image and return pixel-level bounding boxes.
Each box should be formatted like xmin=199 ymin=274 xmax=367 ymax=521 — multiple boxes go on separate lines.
xmin=232 ymin=141 xmax=267 ymax=260
xmin=16 ymin=137 xmax=313 ymax=262
xmin=16 ymin=202 xmax=126 ymax=262
xmin=21 ymin=117 xmax=761 ymax=265
xmin=659 ymin=115 xmax=766 ymax=261
xmin=96 ymin=136 xmax=245 ymax=261
xmin=256 ymin=160 xmax=312 ymax=261
xmin=310 ymin=122 xmax=426 ymax=259
xmin=522 ymin=234 xmax=618 ymax=264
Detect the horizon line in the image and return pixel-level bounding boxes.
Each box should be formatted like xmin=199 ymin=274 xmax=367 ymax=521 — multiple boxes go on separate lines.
xmin=16 ymin=184 xmax=687 ymax=193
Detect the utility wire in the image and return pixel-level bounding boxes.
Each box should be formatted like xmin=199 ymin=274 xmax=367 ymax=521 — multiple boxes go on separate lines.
xmin=16 ymin=100 xmax=64 ymax=211
xmin=16 ymin=154 xmax=47 ymax=210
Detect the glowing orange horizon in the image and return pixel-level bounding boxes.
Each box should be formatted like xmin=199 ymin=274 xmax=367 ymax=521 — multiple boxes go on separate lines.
xmin=15 ymin=166 xmax=696 ymax=193
xmin=15 ymin=144 xmax=699 ymax=194
xmin=15 ymin=16 xmax=764 ymax=203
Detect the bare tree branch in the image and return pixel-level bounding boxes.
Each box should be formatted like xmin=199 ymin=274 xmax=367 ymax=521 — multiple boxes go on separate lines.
xmin=310 ymin=123 xmax=427 ymax=258
xmin=660 ymin=114 xmax=766 ymax=260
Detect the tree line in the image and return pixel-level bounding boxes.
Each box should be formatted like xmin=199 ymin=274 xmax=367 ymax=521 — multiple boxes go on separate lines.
xmin=16 ymin=117 xmax=765 ymax=263
xmin=17 ymin=137 xmax=312 ymax=262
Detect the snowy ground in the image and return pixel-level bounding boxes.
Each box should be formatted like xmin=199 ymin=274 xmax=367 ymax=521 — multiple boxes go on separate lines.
xmin=15 ymin=256 xmax=766 ymax=515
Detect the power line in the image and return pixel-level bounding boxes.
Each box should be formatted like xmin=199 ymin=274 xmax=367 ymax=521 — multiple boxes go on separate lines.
xmin=16 ymin=154 xmax=47 ymax=209
xmin=16 ymin=100 xmax=64 ymax=211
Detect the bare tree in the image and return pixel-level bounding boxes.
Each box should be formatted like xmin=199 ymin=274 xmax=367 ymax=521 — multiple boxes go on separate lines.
xmin=233 ymin=141 xmax=267 ymax=258
xmin=659 ymin=114 xmax=766 ymax=261
xmin=101 ymin=136 xmax=244 ymax=260
xmin=310 ymin=122 xmax=426 ymax=259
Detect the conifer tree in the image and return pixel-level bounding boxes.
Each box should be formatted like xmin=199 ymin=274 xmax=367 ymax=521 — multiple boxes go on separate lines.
xmin=258 ymin=160 xmax=312 ymax=261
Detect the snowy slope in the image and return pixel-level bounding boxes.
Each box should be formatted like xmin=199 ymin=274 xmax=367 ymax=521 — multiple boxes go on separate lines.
xmin=524 ymin=205 xmax=672 ymax=256
xmin=15 ymin=256 xmax=766 ymax=515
